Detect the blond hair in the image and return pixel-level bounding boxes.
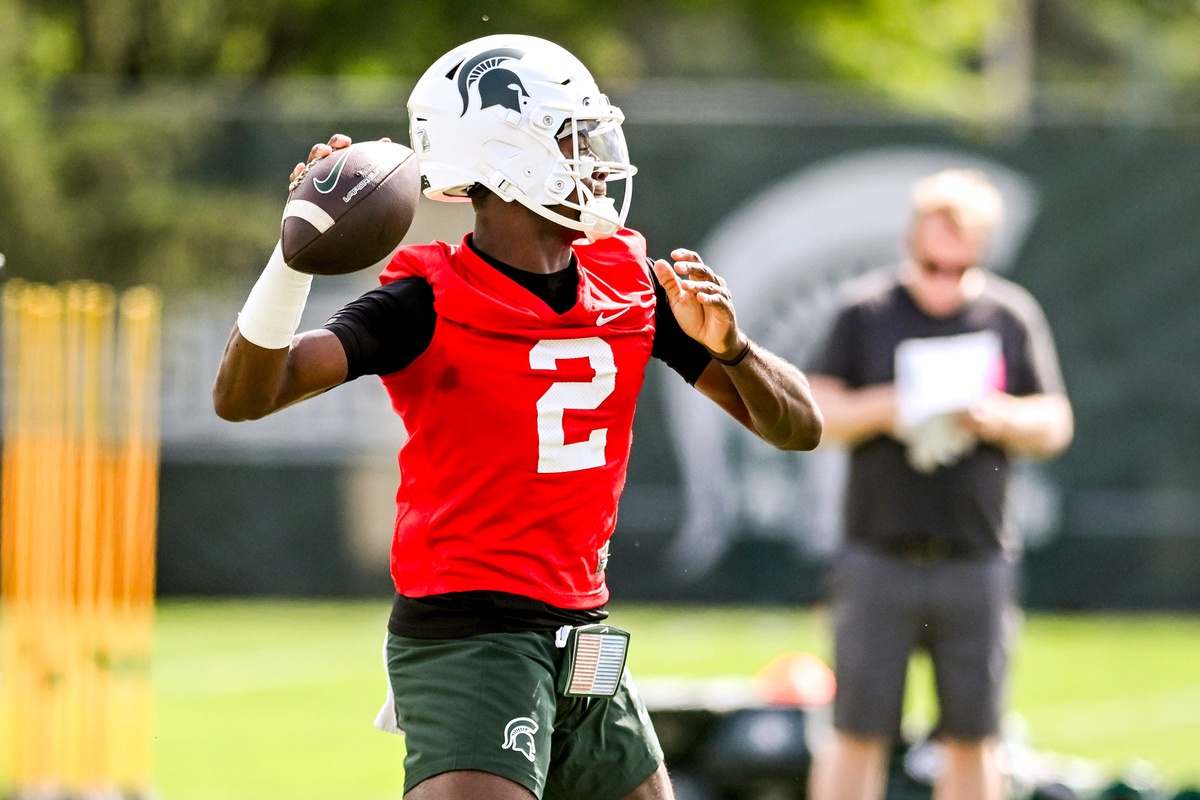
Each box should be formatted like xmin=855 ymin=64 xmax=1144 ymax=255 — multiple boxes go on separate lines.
xmin=910 ymin=168 xmax=1005 ymax=235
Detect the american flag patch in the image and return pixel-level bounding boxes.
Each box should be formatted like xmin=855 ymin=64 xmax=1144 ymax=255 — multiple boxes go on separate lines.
xmin=562 ymin=627 xmax=629 ymax=697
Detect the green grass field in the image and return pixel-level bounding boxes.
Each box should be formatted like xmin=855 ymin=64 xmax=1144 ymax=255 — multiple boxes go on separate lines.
xmin=9 ymin=600 xmax=1200 ymax=798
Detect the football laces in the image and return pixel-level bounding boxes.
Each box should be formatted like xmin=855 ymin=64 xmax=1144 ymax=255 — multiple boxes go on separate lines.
xmin=288 ymin=163 xmax=313 ymax=194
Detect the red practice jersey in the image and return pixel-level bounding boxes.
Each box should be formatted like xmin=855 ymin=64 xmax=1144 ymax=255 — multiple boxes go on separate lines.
xmin=378 ymin=230 xmax=658 ymax=609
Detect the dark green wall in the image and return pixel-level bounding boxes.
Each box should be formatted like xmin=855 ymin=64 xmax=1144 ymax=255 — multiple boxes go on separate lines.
xmin=153 ymin=112 xmax=1200 ymax=609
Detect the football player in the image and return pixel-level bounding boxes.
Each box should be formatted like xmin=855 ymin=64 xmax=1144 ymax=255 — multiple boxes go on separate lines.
xmin=214 ymin=34 xmax=823 ymax=800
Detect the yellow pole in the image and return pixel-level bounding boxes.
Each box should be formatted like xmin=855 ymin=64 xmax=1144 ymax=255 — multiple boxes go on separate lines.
xmin=112 ymin=286 xmax=160 ymax=794
xmin=0 ymin=281 xmax=30 ymax=792
xmin=70 ymin=283 xmax=116 ymax=794
xmin=30 ymin=284 xmax=67 ymax=791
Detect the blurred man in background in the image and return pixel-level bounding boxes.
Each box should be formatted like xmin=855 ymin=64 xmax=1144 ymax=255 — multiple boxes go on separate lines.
xmin=213 ymin=33 xmax=821 ymax=800
xmin=805 ymin=169 xmax=1073 ymax=800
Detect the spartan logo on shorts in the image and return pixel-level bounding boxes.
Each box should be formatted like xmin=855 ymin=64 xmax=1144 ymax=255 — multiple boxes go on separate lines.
xmin=502 ymin=716 xmax=539 ymax=762
xmin=455 ymin=48 xmax=530 ymax=117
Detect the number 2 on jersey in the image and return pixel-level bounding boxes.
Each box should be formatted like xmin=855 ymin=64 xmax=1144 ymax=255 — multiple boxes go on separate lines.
xmin=530 ymin=338 xmax=616 ymax=474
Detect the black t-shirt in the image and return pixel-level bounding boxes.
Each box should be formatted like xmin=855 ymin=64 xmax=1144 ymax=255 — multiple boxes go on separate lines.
xmin=325 ymin=238 xmax=712 ymax=385
xmin=324 ymin=236 xmax=713 ymax=637
xmin=809 ymin=269 xmax=1065 ymax=555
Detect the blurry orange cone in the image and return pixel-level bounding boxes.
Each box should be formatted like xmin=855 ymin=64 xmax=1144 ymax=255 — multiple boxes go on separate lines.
xmin=752 ymin=651 xmax=836 ymax=707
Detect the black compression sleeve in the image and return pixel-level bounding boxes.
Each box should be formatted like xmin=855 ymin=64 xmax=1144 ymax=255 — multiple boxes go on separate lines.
xmin=649 ymin=262 xmax=712 ymax=385
xmin=323 ymin=278 xmax=437 ymax=380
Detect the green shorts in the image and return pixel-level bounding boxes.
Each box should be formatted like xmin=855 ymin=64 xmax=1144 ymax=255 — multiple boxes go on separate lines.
xmin=383 ymin=628 xmax=664 ymax=799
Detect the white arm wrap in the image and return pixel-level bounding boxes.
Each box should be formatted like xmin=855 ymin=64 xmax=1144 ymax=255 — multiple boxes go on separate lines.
xmin=236 ymin=242 xmax=313 ymax=350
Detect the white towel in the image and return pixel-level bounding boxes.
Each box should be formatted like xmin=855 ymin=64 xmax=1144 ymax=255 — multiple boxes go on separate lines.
xmin=905 ymin=413 xmax=978 ymax=474
xmin=372 ymin=635 xmax=404 ymax=736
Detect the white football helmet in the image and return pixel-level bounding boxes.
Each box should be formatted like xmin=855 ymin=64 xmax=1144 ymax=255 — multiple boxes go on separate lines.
xmin=407 ymin=34 xmax=635 ymax=240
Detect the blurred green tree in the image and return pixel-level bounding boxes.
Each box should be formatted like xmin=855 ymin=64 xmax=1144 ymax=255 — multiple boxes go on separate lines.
xmin=1 ymin=0 xmax=1196 ymax=287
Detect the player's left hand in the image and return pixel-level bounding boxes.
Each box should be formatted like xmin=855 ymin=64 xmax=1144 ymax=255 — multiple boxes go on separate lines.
xmin=653 ymin=249 xmax=748 ymax=360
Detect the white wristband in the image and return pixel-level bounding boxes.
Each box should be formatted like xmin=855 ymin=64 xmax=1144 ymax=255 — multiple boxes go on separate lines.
xmin=236 ymin=242 xmax=313 ymax=350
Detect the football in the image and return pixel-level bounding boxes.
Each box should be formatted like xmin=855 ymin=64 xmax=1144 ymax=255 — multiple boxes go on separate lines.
xmin=281 ymin=140 xmax=421 ymax=276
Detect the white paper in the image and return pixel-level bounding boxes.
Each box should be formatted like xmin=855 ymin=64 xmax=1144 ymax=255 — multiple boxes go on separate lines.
xmin=895 ymin=331 xmax=1002 ymax=431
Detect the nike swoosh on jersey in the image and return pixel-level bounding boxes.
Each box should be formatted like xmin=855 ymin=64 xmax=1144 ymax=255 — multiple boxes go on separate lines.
xmin=313 ymin=149 xmax=351 ymax=194
xmin=595 ymin=308 xmax=631 ymax=326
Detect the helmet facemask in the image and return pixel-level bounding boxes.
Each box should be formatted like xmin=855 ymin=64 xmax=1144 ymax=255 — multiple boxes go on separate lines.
xmin=546 ymin=114 xmax=634 ymax=241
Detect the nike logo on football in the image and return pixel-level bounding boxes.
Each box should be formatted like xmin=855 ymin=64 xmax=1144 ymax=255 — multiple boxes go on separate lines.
xmin=314 ymin=149 xmax=351 ymax=194
xmin=595 ymin=308 xmax=630 ymax=326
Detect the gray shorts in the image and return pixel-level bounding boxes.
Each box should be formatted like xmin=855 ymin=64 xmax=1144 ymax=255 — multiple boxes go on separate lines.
xmin=829 ymin=543 xmax=1019 ymax=740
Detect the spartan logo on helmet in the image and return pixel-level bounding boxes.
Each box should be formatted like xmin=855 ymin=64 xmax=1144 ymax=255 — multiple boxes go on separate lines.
xmin=455 ymin=47 xmax=530 ymax=117
xmin=502 ymin=716 xmax=539 ymax=762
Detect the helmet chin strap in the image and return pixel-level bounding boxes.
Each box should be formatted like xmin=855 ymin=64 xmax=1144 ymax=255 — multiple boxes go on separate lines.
xmin=579 ymin=198 xmax=618 ymax=243
xmin=496 ymin=179 xmax=628 ymax=242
